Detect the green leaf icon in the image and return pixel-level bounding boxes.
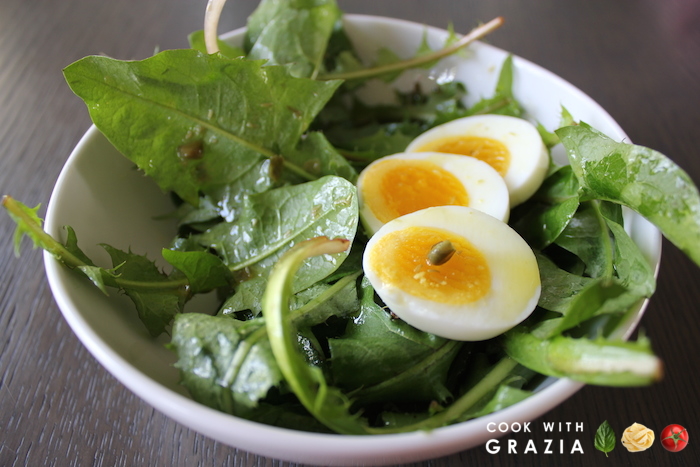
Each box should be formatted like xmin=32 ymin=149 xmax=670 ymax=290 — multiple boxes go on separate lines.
xmin=595 ymin=420 xmax=616 ymax=457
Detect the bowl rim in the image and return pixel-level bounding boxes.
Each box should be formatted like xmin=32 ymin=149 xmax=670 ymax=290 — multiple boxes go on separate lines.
xmin=42 ymin=13 xmax=661 ymax=466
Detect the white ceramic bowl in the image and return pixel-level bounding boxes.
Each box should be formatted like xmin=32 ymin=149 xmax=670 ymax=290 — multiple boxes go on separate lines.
xmin=44 ymin=15 xmax=661 ymax=466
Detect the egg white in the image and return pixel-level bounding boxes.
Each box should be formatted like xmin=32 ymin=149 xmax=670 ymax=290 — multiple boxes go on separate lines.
xmin=362 ymin=205 xmax=541 ymax=341
xmin=405 ymin=114 xmax=549 ymax=206
xmin=357 ymin=152 xmax=510 ymax=236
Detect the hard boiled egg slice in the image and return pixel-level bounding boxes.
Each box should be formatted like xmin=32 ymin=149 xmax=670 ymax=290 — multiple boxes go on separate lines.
xmin=405 ymin=114 xmax=549 ymax=206
xmin=363 ymin=205 xmax=541 ymax=341
xmin=357 ymin=152 xmax=509 ymax=235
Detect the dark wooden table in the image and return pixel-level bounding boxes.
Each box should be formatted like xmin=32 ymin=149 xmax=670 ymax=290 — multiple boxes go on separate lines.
xmin=2 ymin=0 xmax=699 ymax=465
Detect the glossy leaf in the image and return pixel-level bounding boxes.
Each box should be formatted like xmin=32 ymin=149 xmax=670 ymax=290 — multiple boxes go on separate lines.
xmin=329 ymin=277 xmax=462 ymax=404
xmin=534 ymin=252 xmax=593 ymax=314
xmin=510 ymin=165 xmax=580 ymax=249
xmin=171 ymin=313 xmax=282 ymax=412
xmin=558 ymin=122 xmax=700 ymax=267
xmin=64 ymin=51 xmax=342 ymax=205
xmin=245 ymin=0 xmax=342 ymax=78
xmin=196 ymin=175 xmax=359 ymax=292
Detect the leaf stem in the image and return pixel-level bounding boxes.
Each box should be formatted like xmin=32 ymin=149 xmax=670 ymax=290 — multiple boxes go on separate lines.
xmin=318 ymin=17 xmax=504 ymax=81
xmin=289 ymin=270 xmax=363 ymax=324
xmin=3 ymin=195 xmax=189 ymax=293
xmin=204 ymin=0 xmax=228 ymax=54
xmin=112 ymin=277 xmax=189 ymax=291
xmin=263 ymin=236 xmax=369 ymax=434
xmin=3 ymin=196 xmax=84 ymax=267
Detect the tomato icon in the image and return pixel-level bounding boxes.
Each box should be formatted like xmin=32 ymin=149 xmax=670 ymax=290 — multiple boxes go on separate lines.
xmin=660 ymin=424 xmax=689 ymax=452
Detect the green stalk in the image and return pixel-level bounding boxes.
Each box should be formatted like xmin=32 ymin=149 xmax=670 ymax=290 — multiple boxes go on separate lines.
xmin=318 ymin=17 xmax=504 ymax=81
xmin=3 ymin=195 xmax=189 ymax=293
xmin=503 ymin=330 xmax=663 ymax=386
xmin=289 ymin=270 xmax=362 ymax=325
xmin=4 ymin=195 xmax=85 ymax=266
xmin=263 ymin=236 xmax=369 ymax=434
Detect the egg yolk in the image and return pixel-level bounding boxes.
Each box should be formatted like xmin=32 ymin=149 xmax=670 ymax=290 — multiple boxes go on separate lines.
xmin=415 ymin=136 xmax=510 ymax=176
xmin=361 ymin=159 xmax=469 ymax=223
xmin=369 ymin=226 xmax=490 ymax=305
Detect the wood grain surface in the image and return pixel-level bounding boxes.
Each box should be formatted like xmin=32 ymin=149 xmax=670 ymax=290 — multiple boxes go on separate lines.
xmin=1 ymin=0 xmax=699 ymax=465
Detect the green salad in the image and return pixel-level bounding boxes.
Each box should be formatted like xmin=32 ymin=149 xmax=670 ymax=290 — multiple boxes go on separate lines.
xmin=5 ymin=0 xmax=700 ymax=435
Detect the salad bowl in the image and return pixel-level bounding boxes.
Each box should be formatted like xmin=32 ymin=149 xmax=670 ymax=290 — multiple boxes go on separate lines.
xmin=43 ymin=14 xmax=661 ymax=466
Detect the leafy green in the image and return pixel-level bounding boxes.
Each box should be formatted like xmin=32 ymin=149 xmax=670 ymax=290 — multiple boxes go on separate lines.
xmin=286 ymin=131 xmax=358 ymax=183
xmin=64 ymin=226 xmax=117 ymax=295
xmin=503 ymin=330 xmax=662 ymax=386
xmin=554 ymin=201 xmax=614 ymax=279
xmin=261 ymin=237 xmax=368 ymax=434
xmin=533 ymin=252 xmax=593 ymax=315
xmin=316 ymin=54 xmax=518 ymax=165
xmin=317 ymin=17 xmax=504 ymax=82
xmin=317 ymin=83 xmax=466 ymax=163
xmin=318 ymin=70 xmax=522 ymax=165
xmin=261 ymin=238 xmax=526 ymax=434
xmin=536 ymin=201 xmax=655 ymax=337
xmin=8 ymin=1 xmax=700 ymax=436
xmin=5 ymin=199 xmax=44 ymax=257
xmin=287 ymin=271 xmax=361 ymax=327
xmin=171 ymin=267 xmax=362 ymax=419
xmin=63 ymin=51 xmax=343 ymax=205
xmin=3 ymin=197 xmax=188 ymax=336
xmin=333 ymin=125 xmax=418 ymax=164
xmin=558 ymin=123 xmax=700 ymax=266
xmin=329 ymin=277 xmax=462 ymax=404
xmin=512 ymin=142 xmax=659 ymax=341
xmin=219 ymin=277 xmax=268 ymax=316
xmin=604 ymin=216 xmax=656 ymax=295
xmin=170 ymin=313 xmax=282 ymax=413
xmin=595 ymin=420 xmax=616 ymax=456
xmin=101 ymin=245 xmax=188 ymax=336
xmin=244 ymin=0 xmax=342 ymax=79
xmin=537 ymin=106 xmax=576 ymax=149
xmin=510 ymin=165 xmax=580 ymax=249
xmin=219 ymin=270 xmax=361 ymax=326
xmin=468 ymin=54 xmax=522 ymax=118
xmin=3 ymin=198 xmax=122 ymax=293
xmin=363 ymin=28 xmax=460 ymax=83
xmin=195 ymin=175 xmax=359 ymax=292
xmin=161 ymin=248 xmax=232 ymax=293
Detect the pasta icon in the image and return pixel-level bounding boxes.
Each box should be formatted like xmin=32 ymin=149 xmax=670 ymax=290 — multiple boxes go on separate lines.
xmin=621 ymin=423 xmax=655 ymax=452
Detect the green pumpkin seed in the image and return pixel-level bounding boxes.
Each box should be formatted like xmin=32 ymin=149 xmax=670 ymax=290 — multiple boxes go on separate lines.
xmin=427 ymin=240 xmax=456 ymax=266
